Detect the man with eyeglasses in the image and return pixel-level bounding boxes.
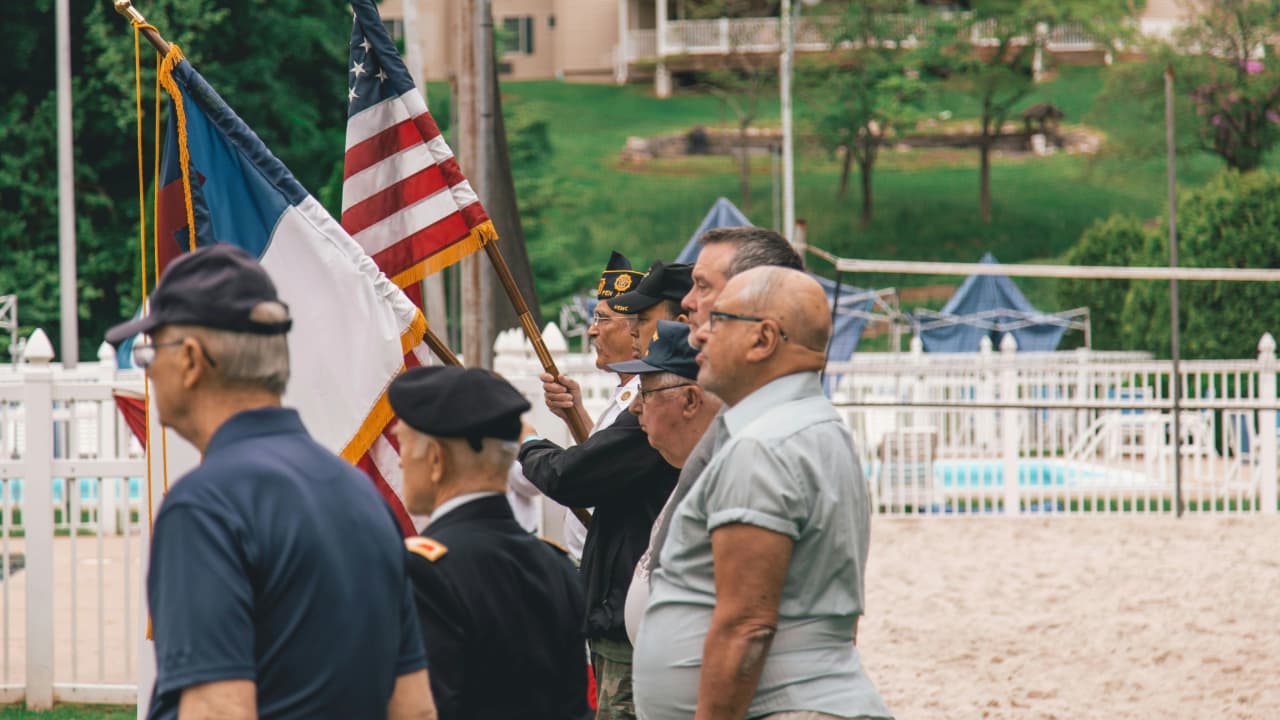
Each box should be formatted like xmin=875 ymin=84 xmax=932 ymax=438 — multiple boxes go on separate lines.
xmin=603 ymin=320 xmax=721 ymax=647
xmin=520 ymin=252 xmax=677 ymax=720
xmin=106 ymin=244 xmax=436 ymax=720
xmin=634 ymin=267 xmax=892 ymax=720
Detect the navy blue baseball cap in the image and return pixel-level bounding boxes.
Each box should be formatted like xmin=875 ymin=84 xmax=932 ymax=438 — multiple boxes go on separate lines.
xmin=105 ymin=244 xmax=292 ymax=344
xmin=608 ymin=320 xmax=698 ymax=380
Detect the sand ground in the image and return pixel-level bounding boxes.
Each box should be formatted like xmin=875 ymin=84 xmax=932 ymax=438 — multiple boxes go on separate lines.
xmin=859 ymin=515 xmax=1280 ymax=720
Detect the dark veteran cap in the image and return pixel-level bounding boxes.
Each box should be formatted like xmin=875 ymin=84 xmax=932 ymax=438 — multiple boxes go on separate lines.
xmin=388 ymin=366 xmax=532 ymax=448
xmin=608 ymin=320 xmax=698 ymax=380
xmin=105 ymin=244 xmax=292 ymax=344
xmin=607 ymin=261 xmax=693 ymax=314
xmin=597 ymin=251 xmax=646 ymax=301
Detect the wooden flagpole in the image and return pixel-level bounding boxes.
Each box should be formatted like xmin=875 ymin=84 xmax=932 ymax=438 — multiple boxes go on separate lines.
xmin=113 ymin=0 xmax=462 ymax=371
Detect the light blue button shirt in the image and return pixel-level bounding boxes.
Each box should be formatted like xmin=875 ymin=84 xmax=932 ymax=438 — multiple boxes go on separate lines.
xmin=633 ymin=372 xmax=892 ymax=720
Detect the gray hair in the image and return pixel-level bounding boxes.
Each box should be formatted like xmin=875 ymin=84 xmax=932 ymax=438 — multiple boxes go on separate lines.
xmin=179 ymin=302 xmax=291 ymax=394
xmin=699 ymin=226 xmax=804 ymax=277
xmin=475 ymin=438 xmax=519 ymax=477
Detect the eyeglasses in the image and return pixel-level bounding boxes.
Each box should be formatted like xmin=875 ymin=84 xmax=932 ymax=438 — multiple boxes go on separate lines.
xmin=591 ymin=313 xmax=637 ymax=327
xmin=707 ymin=310 xmax=790 ymax=342
xmin=638 ymin=383 xmax=693 ymax=403
xmin=132 ymin=338 xmax=218 ymax=370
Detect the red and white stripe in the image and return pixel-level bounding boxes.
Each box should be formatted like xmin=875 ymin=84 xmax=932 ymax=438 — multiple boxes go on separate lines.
xmin=342 ymin=89 xmax=489 ymax=281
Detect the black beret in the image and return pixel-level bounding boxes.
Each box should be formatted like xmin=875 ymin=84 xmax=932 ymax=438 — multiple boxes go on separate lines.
xmin=388 ymin=367 xmax=532 ymax=446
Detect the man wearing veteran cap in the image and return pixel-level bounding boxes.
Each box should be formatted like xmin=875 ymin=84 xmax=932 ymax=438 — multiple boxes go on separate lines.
xmin=519 ymin=262 xmax=682 ymax=720
xmin=606 ymin=260 xmax=693 ymax=360
xmin=539 ymin=251 xmax=646 ymax=563
xmin=606 ymin=321 xmax=722 ymax=646
xmin=106 ymin=244 xmax=434 ymax=720
xmin=389 ymin=367 xmax=590 ymax=720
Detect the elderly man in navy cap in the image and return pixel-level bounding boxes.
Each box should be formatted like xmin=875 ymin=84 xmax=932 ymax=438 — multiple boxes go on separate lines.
xmin=106 ymin=244 xmax=433 ymax=720
xmin=604 ymin=321 xmax=722 ymax=646
xmin=390 ymin=367 xmax=590 ymax=720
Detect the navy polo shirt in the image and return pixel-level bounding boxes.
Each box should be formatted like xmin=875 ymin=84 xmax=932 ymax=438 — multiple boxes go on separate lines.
xmin=146 ymin=407 xmax=427 ymax=719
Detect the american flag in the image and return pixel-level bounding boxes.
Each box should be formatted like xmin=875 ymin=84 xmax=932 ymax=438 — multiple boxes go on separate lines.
xmin=343 ymin=0 xmax=495 ymax=286
xmin=343 ymin=0 xmax=496 ymax=535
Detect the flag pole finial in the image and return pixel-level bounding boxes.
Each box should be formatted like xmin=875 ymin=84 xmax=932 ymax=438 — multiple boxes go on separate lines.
xmin=113 ymin=0 xmax=145 ymax=24
xmin=113 ymin=1 xmax=173 ymax=56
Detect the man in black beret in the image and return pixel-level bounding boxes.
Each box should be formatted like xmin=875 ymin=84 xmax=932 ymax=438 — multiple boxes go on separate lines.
xmin=607 ymin=260 xmax=693 ymax=360
xmin=389 ymin=366 xmax=591 ymax=720
xmin=106 ymin=244 xmax=434 ymax=720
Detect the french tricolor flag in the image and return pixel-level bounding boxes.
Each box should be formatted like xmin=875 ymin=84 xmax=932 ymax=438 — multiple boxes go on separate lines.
xmin=154 ymin=49 xmax=421 ymax=534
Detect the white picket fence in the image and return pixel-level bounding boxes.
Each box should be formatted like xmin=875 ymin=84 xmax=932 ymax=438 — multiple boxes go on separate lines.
xmin=0 ymin=323 xmax=1275 ymax=707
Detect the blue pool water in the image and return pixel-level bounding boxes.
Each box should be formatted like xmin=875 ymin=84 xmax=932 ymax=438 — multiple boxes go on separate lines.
xmin=4 ymin=477 xmax=144 ymax=504
xmin=933 ymin=459 xmax=1117 ymax=489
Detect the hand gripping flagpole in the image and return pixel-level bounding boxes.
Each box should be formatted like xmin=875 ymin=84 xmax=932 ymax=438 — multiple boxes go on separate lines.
xmin=114 ymin=1 xmax=464 ymax=372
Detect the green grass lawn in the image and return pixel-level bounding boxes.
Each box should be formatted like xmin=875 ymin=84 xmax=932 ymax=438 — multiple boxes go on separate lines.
xmin=0 ymin=706 xmax=133 ymax=719
xmin=495 ymin=65 xmax=1254 ymax=315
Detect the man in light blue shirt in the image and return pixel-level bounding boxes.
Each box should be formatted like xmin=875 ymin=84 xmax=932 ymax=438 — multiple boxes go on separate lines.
xmin=633 ymin=267 xmax=892 ymax=720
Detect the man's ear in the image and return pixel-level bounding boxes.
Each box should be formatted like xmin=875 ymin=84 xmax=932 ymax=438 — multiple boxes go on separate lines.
xmin=178 ymin=337 xmax=205 ymax=390
xmin=428 ymin=439 xmax=446 ymax=485
xmin=681 ymin=386 xmax=701 ymax=419
xmin=744 ymin=322 xmax=782 ymax=363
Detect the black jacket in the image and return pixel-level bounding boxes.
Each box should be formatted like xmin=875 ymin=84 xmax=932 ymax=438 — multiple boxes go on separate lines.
xmin=519 ymin=410 xmax=679 ymax=642
xmin=405 ymin=495 xmax=591 ymax=720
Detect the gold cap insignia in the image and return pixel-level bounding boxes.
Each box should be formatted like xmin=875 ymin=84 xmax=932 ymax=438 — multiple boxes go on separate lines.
xmin=613 ymin=304 xmax=630 ymax=312
xmin=615 ymin=274 xmax=633 ymax=292
xmin=597 ymin=278 xmax=606 ymax=295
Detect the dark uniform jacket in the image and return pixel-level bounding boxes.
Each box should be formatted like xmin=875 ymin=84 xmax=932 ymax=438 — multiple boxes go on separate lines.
xmin=405 ymin=495 xmax=591 ymax=720
xmin=519 ymin=410 xmax=679 ymax=642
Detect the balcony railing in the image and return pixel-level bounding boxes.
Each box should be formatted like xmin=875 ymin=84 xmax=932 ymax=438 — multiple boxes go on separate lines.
xmin=624 ymin=15 xmax=1109 ymax=63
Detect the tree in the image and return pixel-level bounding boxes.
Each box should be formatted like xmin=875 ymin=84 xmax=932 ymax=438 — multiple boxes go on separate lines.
xmin=922 ymin=0 xmax=1138 ymax=222
xmin=1175 ymin=0 xmax=1280 ymax=172
xmin=800 ymin=0 xmax=925 ymax=228
xmin=1121 ymin=170 xmax=1280 ymax=359
xmin=0 ymin=1 xmax=351 ymax=360
xmin=1057 ymin=215 xmax=1159 ymax=351
xmin=693 ymin=0 xmax=777 ymax=213
xmin=1095 ymin=0 xmax=1280 ymax=173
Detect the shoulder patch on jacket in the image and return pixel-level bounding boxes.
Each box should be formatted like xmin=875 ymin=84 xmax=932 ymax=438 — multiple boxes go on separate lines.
xmin=405 ymin=536 xmax=448 ymax=562
xmin=540 ymin=536 xmax=569 ymax=556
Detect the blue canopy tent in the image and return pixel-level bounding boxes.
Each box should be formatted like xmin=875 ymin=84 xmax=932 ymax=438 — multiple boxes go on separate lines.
xmin=676 ymin=197 xmax=754 ymax=263
xmin=915 ymin=253 xmax=1088 ymax=352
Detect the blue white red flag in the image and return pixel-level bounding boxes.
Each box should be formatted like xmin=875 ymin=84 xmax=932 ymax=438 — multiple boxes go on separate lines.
xmin=155 ymin=48 xmax=420 ymax=535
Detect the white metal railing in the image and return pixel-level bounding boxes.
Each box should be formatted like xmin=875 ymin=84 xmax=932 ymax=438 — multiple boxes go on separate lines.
xmin=626 ymin=13 xmax=1142 ymax=62
xmin=495 ymin=326 xmax=1278 ymax=519
xmin=0 ymin=333 xmax=146 ymax=707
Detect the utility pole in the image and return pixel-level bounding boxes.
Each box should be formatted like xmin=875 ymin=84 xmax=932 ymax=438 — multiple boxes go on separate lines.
xmin=401 ymin=0 xmax=450 ymax=340
xmin=779 ymin=0 xmax=795 ymax=245
xmin=1165 ymin=64 xmax=1183 ymax=518
xmin=457 ymin=0 xmax=494 ymax=368
xmin=57 ymin=0 xmax=78 ymax=367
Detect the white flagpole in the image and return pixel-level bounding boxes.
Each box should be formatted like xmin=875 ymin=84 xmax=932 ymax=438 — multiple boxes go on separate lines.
xmin=57 ymin=0 xmax=78 ymax=367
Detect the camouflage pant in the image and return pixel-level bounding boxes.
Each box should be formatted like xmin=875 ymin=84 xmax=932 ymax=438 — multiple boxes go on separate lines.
xmin=589 ymin=636 xmax=635 ymax=720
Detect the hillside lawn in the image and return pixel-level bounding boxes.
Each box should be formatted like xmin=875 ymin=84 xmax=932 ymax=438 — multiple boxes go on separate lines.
xmin=495 ymin=66 xmax=1257 ymax=336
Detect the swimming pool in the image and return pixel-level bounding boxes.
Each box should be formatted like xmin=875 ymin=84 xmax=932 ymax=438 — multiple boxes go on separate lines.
xmin=871 ymin=459 xmax=1150 ymax=490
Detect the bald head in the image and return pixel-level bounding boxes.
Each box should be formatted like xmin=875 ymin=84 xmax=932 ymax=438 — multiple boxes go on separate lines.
xmin=695 ymin=266 xmax=830 ymax=406
xmin=730 ymin=267 xmax=831 ymax=353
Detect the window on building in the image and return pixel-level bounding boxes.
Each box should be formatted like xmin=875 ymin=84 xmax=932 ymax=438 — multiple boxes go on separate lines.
xmin=383 ymin=18 xmax=404 ymax=42
xmin=500 ymin=16 xmax=535 ymax=55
